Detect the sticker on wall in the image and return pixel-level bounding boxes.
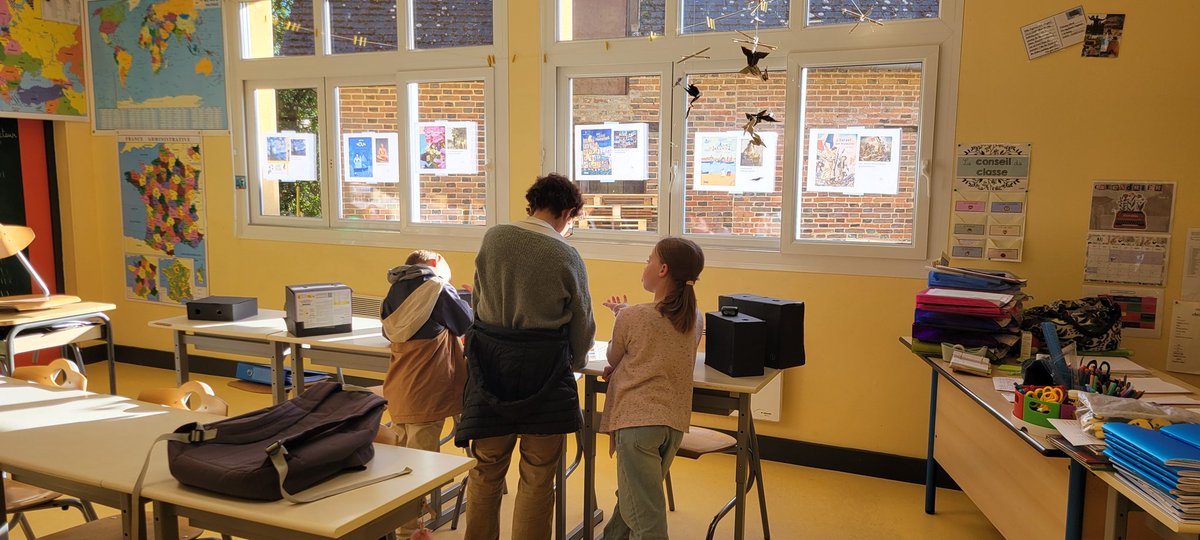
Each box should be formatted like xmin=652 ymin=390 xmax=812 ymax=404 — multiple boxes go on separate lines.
xmin=574 ymin=123 xmax=649 ymax=182
xmin=117 ymin=134 xmax=209 ymax=306
xmin=804 ymin=128 xmax=901 ymax=195
xmin=691 ymin=131 xmax=777 ymax=193
xmin=952 ymin=143 xmax=1031 ymax=262
xmin=1081 ymin=284 xmax=1163 ymax=339
xmin=416 ymin=121 xmax=479 ymax=176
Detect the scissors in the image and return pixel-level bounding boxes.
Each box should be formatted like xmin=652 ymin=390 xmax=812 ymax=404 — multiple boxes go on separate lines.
xmin=1027 ymin=387 xmax=1064 ymax=404
xmin=1085 ymin=359 xmax=1112 ymax=382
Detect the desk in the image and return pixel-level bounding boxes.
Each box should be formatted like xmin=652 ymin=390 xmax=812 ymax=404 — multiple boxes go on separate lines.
xmin=271 ymin=316 xmax=391 ymax=393
xmin=149 ymin=310 xmax=291 ymax=403
xmin=570 ymin=347 xmax=779 ymax=540
xmin=1 ymin=302 xmax=117 ymax=394
xmin=903 ymin=337 xmax=1088 ymax=540
xmin=0 ymin=376 xmax=215 ymax=539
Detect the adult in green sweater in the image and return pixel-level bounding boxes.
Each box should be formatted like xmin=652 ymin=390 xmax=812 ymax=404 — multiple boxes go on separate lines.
xmin=460 ymin=173 xmax=596 ymax=540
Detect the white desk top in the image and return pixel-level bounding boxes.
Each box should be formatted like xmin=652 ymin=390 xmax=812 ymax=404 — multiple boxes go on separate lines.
xmin=0 ymin=302 xmax=116 ymax=327
xmin=581 ymin=341 xmax=780 ymax=394
xmin=269 ymin=316 xmax=390 ymax=355
xmin=140 ymin=444 xmax=474 ymax=538
xmin=149 ymin=310 xmax=289 ymax=339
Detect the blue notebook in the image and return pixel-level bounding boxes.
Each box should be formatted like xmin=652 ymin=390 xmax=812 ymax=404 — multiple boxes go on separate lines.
xmin=1105 ymin=440 xmax=1200 ymax=493
xmin=1106 ymin=437 xmax=1186 ymax=481
xmin=1163 ymin=424 xmax=1200 ymax=450
xmin=1104 ymin=423 xmax=1200 ymax=470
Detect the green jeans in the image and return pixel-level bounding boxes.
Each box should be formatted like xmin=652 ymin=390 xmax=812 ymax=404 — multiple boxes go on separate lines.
xmin=603 ymin=425 xmax=684 ymax=540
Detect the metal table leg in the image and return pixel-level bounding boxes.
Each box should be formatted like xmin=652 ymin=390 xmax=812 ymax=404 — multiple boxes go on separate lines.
xmin=1065 ymin=460 xmax=1085 ymax=540
xmin=173 ymin=330 xmax=190 ymax=386
xmin=926 ymin=368 xmax=939 ymax=514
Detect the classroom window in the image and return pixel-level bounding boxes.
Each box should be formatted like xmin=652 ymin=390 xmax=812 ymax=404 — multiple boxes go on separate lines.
xmin=412 ymin=0 xmax=494 ymax=49
xmin=241 ymin=0 xmax=317 ymax=58
xmin=568 ymin=74 xmax=661 ymax=233
xmin=335 ymin=83 xmax=400 ymax=221
xmin=250 ymin=85 xmax=323 ymax=219
xmin=794 ymin=63 xmax=922 ymax=245
xmin=683 ymin=71 xmax=784 ymax=238
xmin=681 ymin=0 xmax=789 ymax=34
xmin=806 ymin=0 xmax=940 ymax=26
xmin=407 ymin=79 xmax=489 ymax=225
xmin=557 ymin=0 xmax=665 ymax=40
xmin=327 ymin=0 xmax=398 ymax=54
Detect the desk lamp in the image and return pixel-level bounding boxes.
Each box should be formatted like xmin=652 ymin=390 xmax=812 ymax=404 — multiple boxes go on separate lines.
xmin=0 ymin=224 xmax=80 ymax=311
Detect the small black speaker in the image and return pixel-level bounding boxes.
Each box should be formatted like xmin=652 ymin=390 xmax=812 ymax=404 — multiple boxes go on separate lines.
xmin=186 ymin=296 xmax=258 ymax=322
xmin=718 ymin=293 xmax=805 ymax=369
xmin=704 ymin=310 xmax=766 ymax=377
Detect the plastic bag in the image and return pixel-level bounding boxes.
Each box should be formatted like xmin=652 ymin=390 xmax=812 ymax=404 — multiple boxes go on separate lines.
xmin=1075 ymin=392 xmax=1200 ymax=439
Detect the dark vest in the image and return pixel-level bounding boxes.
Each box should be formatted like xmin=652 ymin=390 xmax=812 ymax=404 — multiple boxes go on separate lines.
xmin=455 ymin=321 xmax=581 ymax=446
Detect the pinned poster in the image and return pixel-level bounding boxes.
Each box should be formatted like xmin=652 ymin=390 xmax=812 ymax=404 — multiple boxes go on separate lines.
xmin=1167 ymin=301 xmax=1200 ymax=375
xmin=1020 ymin=5 xmax=1086 ymax=60
xmin=1081 ymin=285 xmax=1163 ymax=339
xmin=342 ymin=132 xmax=399 ymax=183
xmin=417 ymin=121 xmax=479 ymax=175
xmin=1184 ymin=229 xmax=1200 ymax=302
xmin=805 ymin=128 xmax=901 ymax=195
xmin=574 ymin=123 xmax=649 ymax=182
xmin=692 ymin=131 xmax=776 ymax=193
xmin=952 ymin=143 xmax=1031 ymax=262
xmin=260 ymin=132 xmax=317 ymax=181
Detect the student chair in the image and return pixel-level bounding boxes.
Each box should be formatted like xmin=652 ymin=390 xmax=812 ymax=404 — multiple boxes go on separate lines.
xmin=6 ymin=358 xmax=99 ymax=539
xmin=664 ymin=425 xmax=770 ymax=540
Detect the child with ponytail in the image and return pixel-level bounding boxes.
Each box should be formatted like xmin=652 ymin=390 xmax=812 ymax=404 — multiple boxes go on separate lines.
xmin=599 ymin=237 xmax=705 ymax=540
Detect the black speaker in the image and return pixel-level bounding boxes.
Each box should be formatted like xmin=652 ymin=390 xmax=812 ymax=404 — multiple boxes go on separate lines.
xmin=718 ymin=293 xmax=805 ymax=368
xmin=186 ymin=296 xmax=258 ymax=322
xmin=704 ymin=310 xmax=766 ymax=377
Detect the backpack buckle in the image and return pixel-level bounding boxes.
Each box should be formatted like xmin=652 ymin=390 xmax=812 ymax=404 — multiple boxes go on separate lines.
xmin=188 ymin=430 xmax=206 ymax=443
xmin=265 ymin=440 xmax=287 ymax=456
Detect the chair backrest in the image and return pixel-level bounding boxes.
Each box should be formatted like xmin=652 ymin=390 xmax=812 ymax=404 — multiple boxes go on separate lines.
xmin=11 ymin=358 xmax=87 ymax=391
xmin=138 ymin=380 xmax=230 ymax=416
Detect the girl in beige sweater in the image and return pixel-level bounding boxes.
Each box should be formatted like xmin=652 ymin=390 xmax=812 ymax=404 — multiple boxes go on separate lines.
xmin=599 ymin=237 xmax=705 ymax=540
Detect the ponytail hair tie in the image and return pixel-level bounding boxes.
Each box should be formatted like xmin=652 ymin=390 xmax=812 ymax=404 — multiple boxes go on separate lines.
xmin=685 ymin=280 xmax=696 ymax=286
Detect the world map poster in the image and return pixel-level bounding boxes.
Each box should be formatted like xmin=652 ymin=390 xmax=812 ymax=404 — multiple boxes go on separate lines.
xmin=0 ymin=0 xmax=88 ymax=120
xmin=88 ymin=0 xmax=227 ymax=130
xmin=118 ymin=135 xmax=208 ymax=305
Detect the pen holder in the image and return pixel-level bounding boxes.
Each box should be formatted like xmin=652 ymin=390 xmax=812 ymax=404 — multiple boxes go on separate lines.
xmin=1013 ymin=385 xmax=1076 ymax=429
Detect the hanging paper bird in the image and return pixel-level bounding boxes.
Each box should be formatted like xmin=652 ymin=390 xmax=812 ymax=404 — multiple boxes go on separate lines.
xmin=742 ymin=110 xmax=777 ymax=134
xmin=674 ymin=77 xmax=702 ymax=118
xmin=739 ymin=46 xmax=770 ymax=81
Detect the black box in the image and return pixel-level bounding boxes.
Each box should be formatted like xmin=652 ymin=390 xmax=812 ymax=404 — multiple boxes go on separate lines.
xmin=704 ymin=311 xmax=767 ymax=377
xmin=718 ymin=293 xmax=805 ymax=369
xmin=186 ymin=296 xmax=258 ymax=322
xmin=284 ymin=283 xmax=353 ymax=337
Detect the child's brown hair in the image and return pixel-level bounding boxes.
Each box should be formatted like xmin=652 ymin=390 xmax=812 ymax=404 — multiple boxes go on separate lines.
xmin=654 ymin=237 xmax=704 ymax=334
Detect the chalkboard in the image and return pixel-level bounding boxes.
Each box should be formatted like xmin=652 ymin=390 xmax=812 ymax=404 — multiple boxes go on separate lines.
xmin=0 ymin=118 xmax=30 ymax=296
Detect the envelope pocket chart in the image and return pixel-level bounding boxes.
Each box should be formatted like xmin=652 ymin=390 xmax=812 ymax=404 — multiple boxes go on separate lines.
xmin=988 ymin=213 xmax=1024 ymax=237
xmin=986 ymin=237 xmax=1023 ymax=262
xmin=989 ymin=192 xmax=1026 ymax=214
xmin=953 ymin=213 xmax=987 ymax=236
xmin=953 ymin=190 xmax=988 ymax=213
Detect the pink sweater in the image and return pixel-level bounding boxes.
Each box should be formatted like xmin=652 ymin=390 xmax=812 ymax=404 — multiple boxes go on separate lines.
xmin=599 ymin=304 xmax=702 ymax=434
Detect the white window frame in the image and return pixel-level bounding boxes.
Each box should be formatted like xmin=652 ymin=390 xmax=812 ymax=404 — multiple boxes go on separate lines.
xmin=541 ymin=0 xmax=961 ymax=278
xmin=228 ymin=0 xmax=509 ymax=252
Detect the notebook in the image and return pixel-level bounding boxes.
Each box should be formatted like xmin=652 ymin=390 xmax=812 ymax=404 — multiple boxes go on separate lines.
xmin=1104 ymin=423 xmax=1200 ymax=469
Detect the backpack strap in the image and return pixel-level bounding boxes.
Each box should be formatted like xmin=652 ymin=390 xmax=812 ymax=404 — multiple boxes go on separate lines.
xmin=265 ymin=440 xmax=411 ymax=503
xmin=131 ymin=427 xmax=219 ymax=540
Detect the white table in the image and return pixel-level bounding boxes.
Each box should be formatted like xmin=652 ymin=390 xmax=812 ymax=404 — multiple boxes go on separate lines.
xmin=149 ymin=310 xmax=291 ymax=402
xmin=270 ymin=316 xmax=391 ymax=394
xmin=570 ymin=345 xmax=780 ymax=540
xmin=1 ymin=302 xmax=117 ymax=393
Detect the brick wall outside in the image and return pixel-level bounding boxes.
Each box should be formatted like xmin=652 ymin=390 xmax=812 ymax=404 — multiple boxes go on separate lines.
xmin=337 ymin=81 xmax=487 ymax=225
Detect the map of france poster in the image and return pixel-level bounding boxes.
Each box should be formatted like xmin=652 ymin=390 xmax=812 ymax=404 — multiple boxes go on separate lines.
xmin=88 ymin=0 xmax=227 ymax=131
xmin=119 ymin=134 xmax=208 ymax=305
xmin=0 ymin=0 xmax=88 ymax=120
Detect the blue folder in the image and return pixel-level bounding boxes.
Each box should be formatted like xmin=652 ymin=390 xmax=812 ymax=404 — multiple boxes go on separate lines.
xmin=927 ymin=269 xmax=1023 ymax=292
xmin=1104 ymin=423 xmax=1200 ymax=470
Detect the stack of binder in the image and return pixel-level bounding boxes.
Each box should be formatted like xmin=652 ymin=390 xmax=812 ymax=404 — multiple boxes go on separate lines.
xmin=912 ymin=259 xmax=1027 ymax=360
xmin=1103 ymin=423 xmax=1200 ymax=522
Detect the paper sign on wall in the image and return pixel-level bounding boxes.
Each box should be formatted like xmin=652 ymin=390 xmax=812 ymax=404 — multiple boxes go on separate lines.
xmin=805 ymin=128 xmax=901 ymax=195
xmin=574 ymin=123 xmax=649 ymax=182
xmin=1020 ymin=5 xmax=1086 ymax=60
xmin=951 ymin=143 xmax=1031 ymax=262
xmin=260 ymin=132 xmax=317 ymax=181
xmin=692 ymin=131 xmax=777 ymax=193
xmin=343 ymin=132 xmax=399 ymax=183
xmin=1084 ymin=181 xmax=1175 ymax=287
xmin=1168 ymin=301 xmax=1200 ymax=375
xmin=416 ymin=121 xmax=479 ymax=175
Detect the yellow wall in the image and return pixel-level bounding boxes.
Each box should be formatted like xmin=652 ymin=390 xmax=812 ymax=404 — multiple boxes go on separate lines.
xmin=51 ymin=0 xmax=1200 ymax=459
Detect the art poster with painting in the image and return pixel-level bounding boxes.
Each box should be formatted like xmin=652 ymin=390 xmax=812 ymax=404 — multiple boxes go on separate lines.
xmin=691 ymin=131 xmax=775 ymax=193
xmin=417 ymin=121 xmax=479 ymax=175
xmin=1082 ymin=13 xmax=1124 ymax=58
xmin=573 ymin=123 xmax=649 ymax=182
xmin=342 ymin=132 xmax=399 ymax=183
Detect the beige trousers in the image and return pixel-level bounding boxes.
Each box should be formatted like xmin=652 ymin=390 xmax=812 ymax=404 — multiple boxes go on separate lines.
xmin=463 ymin=433 xmax=565 ymax=540
xmin=391 ymin=419 xmax=446 ymax=452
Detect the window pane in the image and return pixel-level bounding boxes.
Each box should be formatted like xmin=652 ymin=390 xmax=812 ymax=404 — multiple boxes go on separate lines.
xmin=683 ymin=72 xmax=783 ymax=238
xmin=409 ymin=81 xmax=488 ymax=225
xmin=682 ymin=0 xmax=789 ymax=34
xmin=336 ymin=85 xmax=400 ymax=221
xmin=254 ymin=87 xmax=321 ymax=218
xmin=328 ymin=0 xmax=398 ymax=54
xmin=558 ymin=0 xmax=664 ymax=40
xmin=568 ymin=75 xmax=661 ymax=233
xmin=806 ymin=0 xmax=939 ymax=26
xmin=243 ymin=0 xmax=315 ymax=58
xmin=796 ymin=63 xmax=922 ymax=244
xmin=412 ymin=0 xmax=493 ymax=49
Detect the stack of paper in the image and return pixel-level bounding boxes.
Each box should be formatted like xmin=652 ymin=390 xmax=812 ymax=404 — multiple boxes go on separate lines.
xmin=1103 ymin=423 xmax=1200 ymax=521
xmin=913 ymin=259 xmax=1027 ymax=360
